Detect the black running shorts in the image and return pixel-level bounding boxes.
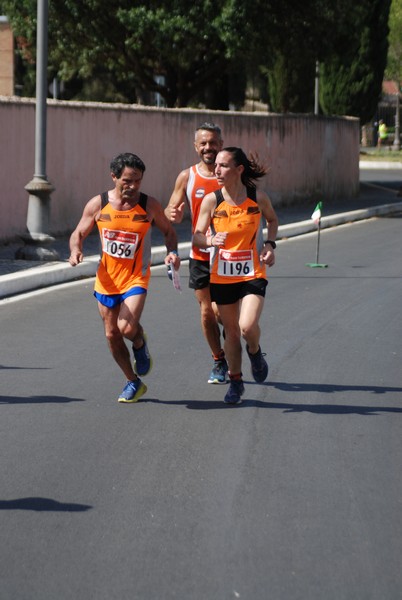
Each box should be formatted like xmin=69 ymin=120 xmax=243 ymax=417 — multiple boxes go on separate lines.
xmin=188 ymin=258 xmax=210 ymax=290
xmin=210 ymin=278 xmax=268 ymax=305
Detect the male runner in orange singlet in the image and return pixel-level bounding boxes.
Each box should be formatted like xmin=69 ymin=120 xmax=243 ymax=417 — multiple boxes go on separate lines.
xmin=165 ymin=123 xmax=227 ymax=385
xmin=69 ymin=153 xmax=180 ymax=403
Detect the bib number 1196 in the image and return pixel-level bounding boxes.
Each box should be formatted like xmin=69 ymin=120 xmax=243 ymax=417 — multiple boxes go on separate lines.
xmin=217 ymin=249 xmax=254 ymax=277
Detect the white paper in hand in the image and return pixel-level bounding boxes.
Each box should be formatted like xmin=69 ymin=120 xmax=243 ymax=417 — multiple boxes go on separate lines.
xmin=167 ymin=264 xmax=182 ymax=292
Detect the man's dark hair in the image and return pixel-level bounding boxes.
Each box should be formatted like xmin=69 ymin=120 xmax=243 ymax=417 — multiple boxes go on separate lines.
xmin=195 ymin=122 xmax=222 ymax=138
xmin=110 ymin=153 xmax=146 ymax=178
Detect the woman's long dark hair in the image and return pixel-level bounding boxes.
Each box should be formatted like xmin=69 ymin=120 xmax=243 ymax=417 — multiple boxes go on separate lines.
xmin=222 ymin=147 xmax=267 ymax=190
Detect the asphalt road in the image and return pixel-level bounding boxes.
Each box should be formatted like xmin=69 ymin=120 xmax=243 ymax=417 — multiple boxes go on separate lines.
xmin=1 ymin=214 xmax=402 ymax=600
xmin=360 ymin=164 xmax=402 ymax=192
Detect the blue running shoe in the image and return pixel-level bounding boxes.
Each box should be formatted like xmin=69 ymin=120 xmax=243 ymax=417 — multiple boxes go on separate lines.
xmin=133 ymin=335 xmax=152 ymax=376
xmin=118 ymin=379 xmax=147 ymax=403
xmin=208 ymin=358 xmax=228 ymax=384
xmin=246 ymin=345 xmax=269 ymax=383
xmin=224 ymin=379 xmax=245 ymax=404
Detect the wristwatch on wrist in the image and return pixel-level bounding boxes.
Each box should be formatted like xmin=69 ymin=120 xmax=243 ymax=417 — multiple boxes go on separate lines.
xmin=266 ymin=240 xmax=277 ymax=249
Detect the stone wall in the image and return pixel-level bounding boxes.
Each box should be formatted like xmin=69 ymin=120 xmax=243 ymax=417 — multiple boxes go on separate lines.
xmin=0 ymin=97 xmax=360 ymax=242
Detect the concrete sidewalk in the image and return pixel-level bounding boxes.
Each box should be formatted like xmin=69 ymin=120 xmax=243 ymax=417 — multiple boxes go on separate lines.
xmin=1 ymin=180 xmax=401 ymax=300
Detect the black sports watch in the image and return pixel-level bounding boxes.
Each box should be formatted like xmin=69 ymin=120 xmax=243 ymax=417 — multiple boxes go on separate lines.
xmin=265 ymin=240 xmax=277 ymax=249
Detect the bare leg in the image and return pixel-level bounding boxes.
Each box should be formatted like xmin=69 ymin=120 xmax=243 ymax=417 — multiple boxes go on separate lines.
xmin=117 ymin=294 xmax=147 ymax=349
xmin=195 ymin=287 xmax=222 ymax=357
xmin=97 ymin=294 xmax=147 ymax=380
xmin=98 ymin=303 xmax=137 ymax=380
xmin=218 ymin=302 xmax=242 ymax=374
xmin=239 ymin=294 xmax=265 ymax=353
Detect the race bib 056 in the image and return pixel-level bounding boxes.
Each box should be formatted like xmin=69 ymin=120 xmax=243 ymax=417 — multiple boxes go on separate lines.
xmin=102 ymin=229 xmax=138 ymax=259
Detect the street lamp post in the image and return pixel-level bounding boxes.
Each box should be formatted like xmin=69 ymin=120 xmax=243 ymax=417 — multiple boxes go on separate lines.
xmin=392 ymin=85 xmax=400 ymax=152
xmin=314 ymin=61 xmax=319 ymax=115
xmin=16 ymin=0 xmax=59 ymax=261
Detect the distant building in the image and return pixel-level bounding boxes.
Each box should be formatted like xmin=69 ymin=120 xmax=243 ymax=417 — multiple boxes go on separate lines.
xmin=379 ymin=80 xmax=401 ymax=127
xmin=362 ymin=80 xmax=401 ymax=147
xmin=0 ymin=17 xmax=14 ymax=96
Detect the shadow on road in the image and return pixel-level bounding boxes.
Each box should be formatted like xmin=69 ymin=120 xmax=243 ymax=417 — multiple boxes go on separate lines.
xmin=147 ymin=398 xmax=402 ymax=415
xmin=0 ymin=364 xmax=50 ymax=371
xmin=0 ymin=395 xmax=86 ymax=404
xmin=0 ymin=497 xmax=92 ymax=512
xmin=144 ymin=378 xmax=402 ymax=415
xmin=266 ymin=380 xmax=402 ymax=395
xmin=244 ymin=400 xmax=402 ymax=415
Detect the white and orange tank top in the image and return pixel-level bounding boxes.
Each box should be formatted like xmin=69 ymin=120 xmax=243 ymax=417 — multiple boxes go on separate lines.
xmin=209 ymin=189 xmax=266 ymax=285
xmin=186 ymin=164 xmax=220 ymax=261
xmin=94 ymin=192 xmax=152 ymax=295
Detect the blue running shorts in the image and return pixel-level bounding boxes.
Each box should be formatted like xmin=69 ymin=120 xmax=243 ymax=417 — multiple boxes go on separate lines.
xmin=94 ymin=286 xmax=147 ymax=308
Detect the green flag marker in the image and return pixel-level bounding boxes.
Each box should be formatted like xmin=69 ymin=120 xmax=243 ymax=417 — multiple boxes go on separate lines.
xmin=306 ymin=201 xmax=328 ymax=268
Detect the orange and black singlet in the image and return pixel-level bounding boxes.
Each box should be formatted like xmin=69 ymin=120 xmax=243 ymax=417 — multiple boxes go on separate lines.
xmin=209 ymin=189 xmax=266 ymax=285
xmin=94 ymin=192 xmax=152 ymax=295
xmin=186 ymin=164 xmax=220 ymax=261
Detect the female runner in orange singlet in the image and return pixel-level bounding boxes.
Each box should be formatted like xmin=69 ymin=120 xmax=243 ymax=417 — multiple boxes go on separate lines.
xmin=193 ymin=147 xmax=278 ymax=404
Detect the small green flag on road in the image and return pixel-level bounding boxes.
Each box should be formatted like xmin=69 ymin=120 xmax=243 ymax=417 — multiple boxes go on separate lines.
xmin=311 ymin=201 xmax=322 ymax=224
xmin=306 ymin=201 xmax=328 ymax=268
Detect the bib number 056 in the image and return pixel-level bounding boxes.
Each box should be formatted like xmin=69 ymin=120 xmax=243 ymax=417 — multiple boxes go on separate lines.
xmin=102 ymin=229 xmax=138 ymax=259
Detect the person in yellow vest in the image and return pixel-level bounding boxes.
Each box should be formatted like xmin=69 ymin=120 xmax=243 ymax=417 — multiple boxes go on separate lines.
xmin=193 ymin=147 xmax=279 ymax=404
xmin=377 ymin=120 xmax=388 ymax=148
xmin=69 ymin=153 xmax=180 ymax=403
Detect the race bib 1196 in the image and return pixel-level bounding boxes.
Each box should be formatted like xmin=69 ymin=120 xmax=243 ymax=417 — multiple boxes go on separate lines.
xmin=217 ymin=248 xmax=254 ymax=277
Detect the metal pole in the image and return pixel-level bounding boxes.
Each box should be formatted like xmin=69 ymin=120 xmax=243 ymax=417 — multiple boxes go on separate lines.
xmin=314 ymin=61 xmax=319 ymax=115
xmin=316 ymin=221 xmax=321 ymax=263
xmin=392 ymin=86 xmax=400 ymax=151
xmin=35 ymin=0 xmax=47 ymax=178
xmin=16 ymin=0 xmax=59 ymax=260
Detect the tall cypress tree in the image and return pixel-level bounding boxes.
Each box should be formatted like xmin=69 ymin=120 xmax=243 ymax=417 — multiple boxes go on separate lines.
xmin=320 ymin=0 xmax=391 ymax=123
xmin=257 ymin=0 xmax=353 ymax=113
xmin=267 ymin=50 xmax=316 ymax=113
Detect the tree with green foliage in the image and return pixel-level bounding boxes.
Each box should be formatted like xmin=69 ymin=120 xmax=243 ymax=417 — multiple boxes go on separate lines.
xmin=385 ymin=0 xmax=402 ymax=149
xmin=255 ymin=0 xmax=353 ymax=113
xmin=0 ymin=0 xmax=250 ymax=107
xmin=385 ymin=0 xmax=402 ymax=83
xmin=319 ymin=0 xmax=391 ymax=124
xmin=0 ymin=0 xmax=393 ymax=117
